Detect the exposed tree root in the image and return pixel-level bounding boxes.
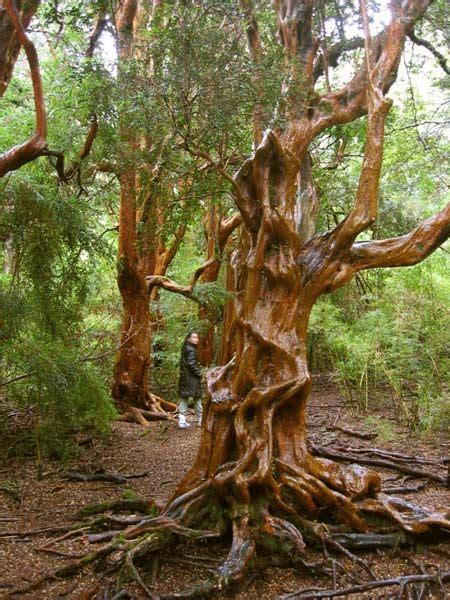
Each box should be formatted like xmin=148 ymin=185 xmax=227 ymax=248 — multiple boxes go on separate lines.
xmin=8 ymin=454 xmax=449 ymax=598
xmin=117 ymin=392 xmax=177 ymax=427
xmin=71 ymin=497 xmax=156 ymax=519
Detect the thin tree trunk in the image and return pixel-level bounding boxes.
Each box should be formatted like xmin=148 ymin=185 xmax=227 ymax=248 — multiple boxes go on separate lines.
xmin=197 ymin=206 xmax=221 ymax=365
xmin=197 ymin=209 xmax=240 ymax=365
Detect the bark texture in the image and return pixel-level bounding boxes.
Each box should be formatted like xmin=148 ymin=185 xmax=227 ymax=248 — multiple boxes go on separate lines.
xmin=159 ymin=0 xmax=449 ymax=591
xmin=0 ymin=0 xmax=47 ymax=177
xmin=197 ymin=207 xmax=240 ymax=366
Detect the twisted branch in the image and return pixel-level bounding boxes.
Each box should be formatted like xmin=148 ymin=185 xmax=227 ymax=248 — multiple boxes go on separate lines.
xmin=0 ymin=0 xmax=47 ymax=177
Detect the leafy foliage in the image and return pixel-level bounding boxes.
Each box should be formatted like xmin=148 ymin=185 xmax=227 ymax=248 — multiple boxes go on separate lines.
xmin=309 ymin=253 xmax=449 ymax=430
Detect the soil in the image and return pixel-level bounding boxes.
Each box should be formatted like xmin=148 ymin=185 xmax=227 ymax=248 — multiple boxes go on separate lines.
xmin=0 ymin=376 xmax=449 ymax=599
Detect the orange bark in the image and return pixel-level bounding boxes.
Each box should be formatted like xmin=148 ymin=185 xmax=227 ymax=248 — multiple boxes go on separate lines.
xmin=111 ymin=0 xmax=184 ymax=415
xmin=0 ymin=0 xmax=40 ymax=98
xmin=197 ymin=207 xmax=240 ymax=366
xmin=0 ymin=0 xmax=47 ymax=177
xmin=15 ymin=3 xmax=449 ymax=596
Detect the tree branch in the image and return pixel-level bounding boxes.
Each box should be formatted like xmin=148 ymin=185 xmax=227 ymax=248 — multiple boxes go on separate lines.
xmin=408 ymin=29 xmax=449 ymax=74
xmin=157 ymin=223 xmax=187 ymax=276
xmin=349 ymin=203 xmax=450 ymax=270
xmin=0 ymin=0 xmax=40 ymax=98
xmin=186 ymin=146 xmax=241 ymax=197
xmin=145 ymin=275 xmax=206 ymax=307
xmin=283 ymin=570 xmax=450 ymax=599
xmin=239 ymin=0 xmax=264 ymax=145
xmin=43 ymin=115 xmax=99 ymax=182
xmin=218 ymin=212 xmax=241 ymax=251
xmin=85 ymin=8 xmax=109 ymax=58
xmin=305 ymin=0 xmax=432 ymax=149
xmin=190 ymin=256 xmax=217 ymax=287
xmin=313 ymin=37 xmax=365 ymax=81
xmin=0 ymin=0 xmax=47 ymax=177
xmin=327 ymin=4 xmax=392 ymax=249
xmin=146 ymin=255 xmax=218 ymax=307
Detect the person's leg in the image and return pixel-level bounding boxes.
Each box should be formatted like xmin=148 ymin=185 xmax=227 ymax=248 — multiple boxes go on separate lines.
xmin=194 ymin=397 xmax=203 ymax=426
xmin=178 ymin=397 xmax=190 ymax=428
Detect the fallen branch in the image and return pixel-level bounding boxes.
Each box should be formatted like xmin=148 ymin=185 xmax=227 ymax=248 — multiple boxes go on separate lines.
xmin=383 ymin=481 xmax=428 ymax=494
xmin=282 ymin=570 xmax=450 ymax=599
xmin=66 ymin=472 xmax=126 ymax=484
xmin=0 ymin=525 xmax=72 ymax=538
xmin=327 ymin=425 xmax=377 ymax=440
xmin=65 ymin=470 xmax=149 ymax=484
xmin=310 ymin=443 xmax=446 ymax=484
xmin=336 ymin=446 xmax=444 ymax=466
xmin=331 ymin=531 xmax=406 ymax=550
xmin=34 ymin=547 xmax=84 ymax=559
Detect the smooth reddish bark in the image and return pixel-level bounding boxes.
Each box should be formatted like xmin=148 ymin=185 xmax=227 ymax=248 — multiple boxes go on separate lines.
xmin=16 ymin=2 xmax=450 ymax=596
xmin=111 ymin=0 xmax=181 ymax=417
xmin=197 ymin=208 xmax=240 ymax=365
xmin=0 ymin=0 xmax=47 ymax=177
xmin=0 ymin=0 xmax=40 ymax=98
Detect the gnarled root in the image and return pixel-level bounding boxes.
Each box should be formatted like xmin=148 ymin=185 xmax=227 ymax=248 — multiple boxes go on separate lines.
xmin=9 ymin=456 xmax=450 ymax=598
xmin=117 ymin=392 xmax=177 ymax=427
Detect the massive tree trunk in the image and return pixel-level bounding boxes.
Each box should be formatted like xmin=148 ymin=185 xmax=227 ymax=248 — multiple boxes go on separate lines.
xmin=160 ymin=0 xmax=450 ymax=589
xmin=111 ymin=165 xmax=153 ymax=411
xmin=174 ymin=132 xmax=382 ymax=538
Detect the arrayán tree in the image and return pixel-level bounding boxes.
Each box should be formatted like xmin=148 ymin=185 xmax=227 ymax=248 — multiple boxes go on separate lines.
xmin=11 ymin=0 xmax=449 ymax=597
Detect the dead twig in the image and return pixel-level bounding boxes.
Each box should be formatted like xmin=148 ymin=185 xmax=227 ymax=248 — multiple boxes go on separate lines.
xmin=310 ymin=443 xmax=446 ymax=484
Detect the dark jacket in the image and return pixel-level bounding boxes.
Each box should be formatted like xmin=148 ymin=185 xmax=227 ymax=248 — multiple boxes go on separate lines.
xmin=178 ymin=341 xmax=202 ymax=399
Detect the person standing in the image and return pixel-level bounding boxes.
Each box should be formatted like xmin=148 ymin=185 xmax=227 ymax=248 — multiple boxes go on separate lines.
xmin=178 ymin=332 xmax=203 ymax=429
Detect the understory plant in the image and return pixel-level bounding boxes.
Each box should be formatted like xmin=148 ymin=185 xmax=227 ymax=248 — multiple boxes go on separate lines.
xmin=309 ymin=253 xmax=449 ymax=430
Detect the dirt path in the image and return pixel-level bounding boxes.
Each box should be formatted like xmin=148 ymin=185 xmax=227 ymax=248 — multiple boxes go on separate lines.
xmin=0 ymin=378 xmax=448 ymax=599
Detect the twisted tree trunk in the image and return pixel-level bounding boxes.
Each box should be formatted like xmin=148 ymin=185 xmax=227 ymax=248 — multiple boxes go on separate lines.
xmin=174 ymin=132 xmax=382 ymax=538
xmin=133 ymin=0 xmax=450 ymax=587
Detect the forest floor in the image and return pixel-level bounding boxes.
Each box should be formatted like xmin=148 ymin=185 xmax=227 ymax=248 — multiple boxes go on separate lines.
xmin=0 ymin=375 xmax=449 ymax=599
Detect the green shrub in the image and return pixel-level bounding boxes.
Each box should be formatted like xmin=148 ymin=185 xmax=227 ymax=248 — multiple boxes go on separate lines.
xmin=309 ymin=253 xmax=449 ymax=430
